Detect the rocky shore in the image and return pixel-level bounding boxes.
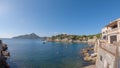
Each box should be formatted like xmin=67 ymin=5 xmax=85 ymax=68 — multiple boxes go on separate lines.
xmin=46 ymin=38 xmax=87 ymax=43
xmin=81 ymin=46 xmax=97 ymax=64
xmin=83 ymin=65 xmax=95 ymax=68
xmin=81 ymin=39 xmax=98 ymax=68
xmin=0 ymin=40 xmax=10 ymax=68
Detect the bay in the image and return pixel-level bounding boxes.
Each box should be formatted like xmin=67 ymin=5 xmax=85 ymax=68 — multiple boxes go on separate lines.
xmin=2 ymin=39 xmax=89 ymax=68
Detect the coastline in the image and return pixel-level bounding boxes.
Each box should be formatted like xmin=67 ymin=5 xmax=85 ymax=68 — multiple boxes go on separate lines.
xmin=4 ymin=39 xmax=93 ymax=68
xmin=0 ymin=40 xmax=10 ymax=68
xmin=81 ymin=46 xmax=97 ymax=68
xmin=46 ymin=38 xmax=97 ymax=68
xmin=46 ymin=39 xmax=88 ymax=44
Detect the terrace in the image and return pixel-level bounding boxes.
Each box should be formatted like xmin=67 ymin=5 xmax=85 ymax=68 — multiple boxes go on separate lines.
xmin=99 ymin=40 xmax=117 ymax=56
xmin=105 ymin=21 xmax=120 ymax=35
xmin=99 ymin=40 xmax=120 ymax=59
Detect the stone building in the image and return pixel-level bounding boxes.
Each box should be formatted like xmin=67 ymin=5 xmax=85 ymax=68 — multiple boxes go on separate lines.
xmin=96 ymin=18 xmax=120 ymax=68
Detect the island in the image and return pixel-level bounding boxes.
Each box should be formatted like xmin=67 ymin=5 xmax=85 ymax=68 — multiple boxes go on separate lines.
xmin=12 ymin=33 xmax=41 ymax=39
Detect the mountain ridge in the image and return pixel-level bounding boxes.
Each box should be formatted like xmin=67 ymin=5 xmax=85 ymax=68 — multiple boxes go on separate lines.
xmin=12 ymin=33 xmax=41 ymax=39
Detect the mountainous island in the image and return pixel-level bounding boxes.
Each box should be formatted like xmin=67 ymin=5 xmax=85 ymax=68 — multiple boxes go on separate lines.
xmin=12 ymin=33 xmax=41 ymax=39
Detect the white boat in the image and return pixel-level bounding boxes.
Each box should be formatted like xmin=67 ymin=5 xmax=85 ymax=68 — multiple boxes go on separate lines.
xmin=42 ymin=40 xmax=47 ymax=44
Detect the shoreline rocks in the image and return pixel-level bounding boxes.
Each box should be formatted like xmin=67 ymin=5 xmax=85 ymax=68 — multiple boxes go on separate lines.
xmin=83 ymin=65 xmax=95 ymax=68
xmin=0 ymin=40 xmax=10 ymax=68
xmin=81 ymin=46 xmax=97 ymax=64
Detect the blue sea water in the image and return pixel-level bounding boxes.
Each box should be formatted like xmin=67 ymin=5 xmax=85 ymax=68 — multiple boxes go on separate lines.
xmin=2 ymin=39 xmax=89 ymax=68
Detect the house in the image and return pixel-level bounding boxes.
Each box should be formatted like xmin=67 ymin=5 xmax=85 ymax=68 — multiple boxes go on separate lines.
xmin=102 ymin=18 xmax=120 ymax=44
xmin=96 ymin=18 xmax=120 ymax=68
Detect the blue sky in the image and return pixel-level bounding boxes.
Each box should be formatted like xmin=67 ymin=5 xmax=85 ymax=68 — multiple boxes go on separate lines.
xmin=0 ymin=0 xmax=120 ymax=38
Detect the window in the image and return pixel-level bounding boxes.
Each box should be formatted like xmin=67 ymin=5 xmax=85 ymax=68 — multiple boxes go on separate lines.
xmin=111 ymin=24 xmax=118 ymax=29
xmin=100 ymin=55 xmax=102 ymax=61
xmin=110 ymin=35 xmax=117 ymax=44
xmin=103 ymin=35 xmax=107 ymax=40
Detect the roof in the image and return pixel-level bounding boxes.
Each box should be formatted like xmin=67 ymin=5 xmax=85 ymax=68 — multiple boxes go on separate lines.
xmin=105 ymin=18 xmax=120 ymax=27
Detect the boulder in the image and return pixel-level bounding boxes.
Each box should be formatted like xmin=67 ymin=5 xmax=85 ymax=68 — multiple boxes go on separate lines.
xmin=0 ymin=40 xmax=10 ymax=68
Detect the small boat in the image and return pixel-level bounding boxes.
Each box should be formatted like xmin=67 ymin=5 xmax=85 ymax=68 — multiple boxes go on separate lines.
xmin=42 ymin=40 xmax=47 ymax=44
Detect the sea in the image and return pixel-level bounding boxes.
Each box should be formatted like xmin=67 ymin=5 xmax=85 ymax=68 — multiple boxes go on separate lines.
xmin=2 ymin=39 xmax=90 ymax=68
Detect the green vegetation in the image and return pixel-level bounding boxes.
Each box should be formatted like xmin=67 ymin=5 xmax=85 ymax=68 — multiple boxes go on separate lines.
xmin=49 ymin=33 xmax=101 ymax=41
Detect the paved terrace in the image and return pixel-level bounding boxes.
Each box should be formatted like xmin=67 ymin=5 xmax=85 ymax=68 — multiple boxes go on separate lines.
xmin=99 ymin=40 xmax=117 ymax=56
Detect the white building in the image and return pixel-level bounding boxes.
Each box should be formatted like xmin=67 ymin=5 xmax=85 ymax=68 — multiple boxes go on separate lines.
xmin=96 ymin=18 xmax=120 ymax=68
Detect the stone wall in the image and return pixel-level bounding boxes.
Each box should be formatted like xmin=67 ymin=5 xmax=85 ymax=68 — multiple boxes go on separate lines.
xmin=96 ymin=47 xmax=116 ymax=68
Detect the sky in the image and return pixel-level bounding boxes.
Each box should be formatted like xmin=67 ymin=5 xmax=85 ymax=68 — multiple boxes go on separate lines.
xmin=0 ymin=0 xmax=120 ymax=38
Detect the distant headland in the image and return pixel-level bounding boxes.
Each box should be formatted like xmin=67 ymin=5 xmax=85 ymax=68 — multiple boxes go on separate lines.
xmin=12 ymin=33 xmax=41 ymax=39
xmin=12 ymin=33 xmax=101 ymax=43
xmin=46 ymin=33 xmax=101 ymax=43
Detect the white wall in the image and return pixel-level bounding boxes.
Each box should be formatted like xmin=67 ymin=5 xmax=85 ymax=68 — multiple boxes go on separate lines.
xmin=96 ymin=48 xmax=116 ymax=68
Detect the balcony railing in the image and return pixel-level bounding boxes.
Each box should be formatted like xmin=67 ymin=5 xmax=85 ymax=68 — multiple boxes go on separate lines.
xmin=99 ymin=40 xmax=117 ymax=55
xmin=102 ymin=27 xmax=120 ymax=35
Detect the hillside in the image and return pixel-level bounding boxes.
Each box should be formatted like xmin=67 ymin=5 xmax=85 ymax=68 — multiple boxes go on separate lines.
xmin=46 ymin=33 xmax=101 ymax=42
xmin=12 ymin=33 xmax=41 ymax=39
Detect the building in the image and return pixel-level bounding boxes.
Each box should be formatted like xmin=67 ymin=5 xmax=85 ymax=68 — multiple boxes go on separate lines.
xmin=96 ymin=18 xmax=120 ymax=68
xmin=102 ymin=18 xmax=120 ymax=44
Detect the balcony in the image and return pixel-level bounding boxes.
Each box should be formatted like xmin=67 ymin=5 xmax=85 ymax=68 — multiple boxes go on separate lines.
xmin=103 ymin=28 xmax=120 ymax=35
xmin=99 ymin=40 xmax=117 ymax=55
xmin=110 ymin=28 xmax=119 ymax=33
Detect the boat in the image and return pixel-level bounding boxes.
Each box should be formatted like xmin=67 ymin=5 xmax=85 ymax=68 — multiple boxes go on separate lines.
xmin=42 ymin=40 xmax=47 ymax=44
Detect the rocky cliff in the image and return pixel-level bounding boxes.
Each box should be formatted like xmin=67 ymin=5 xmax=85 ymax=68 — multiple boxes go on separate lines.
xmin=0 ymin=40 xmax=10 ymax=68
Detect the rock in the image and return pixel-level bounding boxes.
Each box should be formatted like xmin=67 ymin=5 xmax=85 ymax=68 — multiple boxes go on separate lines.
xmin=91 ymin=53 xmax=97 ymax=57
xmin=2 ymin=51 xmax=10 ymax=58
xmin=84 ymin=56 xmax=91 ymax=61
xmin=83 ymin=65 xmax=95 ymax=68
xmin=91 ymin=57 xmax=96 ymax=64
xmin=2 ymin=44 xmax=8 ymax=51
xmin=90 ymin=47 xmax=94 ymax=51
xmin=81 ymin=49 xmax=89 ymax=54
xmin=81 ymin=46 xmax=97 ymax=65
xmin=84 ymin=53 xmax=90 ymax=57
xmin=0 ymin=40 xmax=10 ymax=68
